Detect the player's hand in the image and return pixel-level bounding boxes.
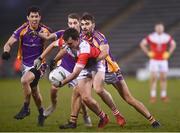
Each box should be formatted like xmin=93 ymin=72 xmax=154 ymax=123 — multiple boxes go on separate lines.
xmin=147 ymin=51 xmax=155 ymax=58
xmin=163 ymin=51 xmax=170 ymax=60
xmin=49 ymin=59 xmax=56 ymax=71
xmin=1 ymin=51 xmax=10 ymax=60
xmin=52 ymin=80 xmax=62 ymax=88
xmin=34 ymin=57 xmax=42 ymax=70
xmin=38 ymin=30 xmax=46 ymax=38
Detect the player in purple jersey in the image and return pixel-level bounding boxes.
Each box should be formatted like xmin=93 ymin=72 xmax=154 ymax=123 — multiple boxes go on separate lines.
xmin=80 ymin=12 xmax=160 ymax=128
xmin=1 ymin=6 xmax=51 ymax=126
xmin=34 ymin=13 xmax=92 ymax=127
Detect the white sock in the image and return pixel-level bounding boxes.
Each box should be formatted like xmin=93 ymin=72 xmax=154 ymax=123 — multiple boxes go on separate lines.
xmin=161 ymin=89 xmax=167 ymax=98
xmin=150 ymin=89 xmax=156 ymax=98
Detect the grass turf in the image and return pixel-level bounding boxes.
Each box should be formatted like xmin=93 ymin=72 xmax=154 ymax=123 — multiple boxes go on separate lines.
xmin=0 ymin=77 xmax=180 ymax=132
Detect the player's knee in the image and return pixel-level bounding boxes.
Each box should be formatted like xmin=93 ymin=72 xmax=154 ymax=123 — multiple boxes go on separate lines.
xmin=31 ymin=91 xmax=37 ymax=98
xmin=82 ymin=95 xmax=91 ymax=104
xmin=51 ymin=85 xmax=58 ymax=93
xmin=21 ymin=77 xmax=30 ymax=86
xmin=151 ymin=76 xmax=157 ymax=82
xmin=160 ymin=76 xmax=167 ymax=82
xmin=93 ymin=82 xmax=104 ymax=94
xmin=95 ymin=87 xmax=104 ymax=95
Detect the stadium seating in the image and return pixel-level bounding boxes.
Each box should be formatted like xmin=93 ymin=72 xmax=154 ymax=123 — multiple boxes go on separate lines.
xmin=1 ymin=0 xmax=180 ymax=77
xmin=43 ymin=0 xmax=132 ymax=31
xmin=104 ymin=0 xmax=180 ymax=74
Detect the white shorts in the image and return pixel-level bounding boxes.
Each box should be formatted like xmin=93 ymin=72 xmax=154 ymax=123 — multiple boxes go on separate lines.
xmin=22 ymin=64 xmax=34 ymax=75
xmin=77 ymin=61 xmax=105 ymax=80
xmin=149 ymin=59 xmax=169 ymax=73
xmin=50 ymin=66 xmax=77 ymax=88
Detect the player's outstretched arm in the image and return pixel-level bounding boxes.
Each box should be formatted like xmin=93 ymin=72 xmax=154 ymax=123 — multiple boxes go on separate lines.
xmin=40 ymin=40 xmax=57 ymax=59
xmin=34 ymin=40 xmax=58 ymax=69
xmin=38 ymin=32 xmax=56 ymax=41
xmin=54 ymin=47 xmax=67 ymax=62
xmin=60 ymin=65 xmax=83 ymax=87
xmin=2 ymin=35 xmax=17 ymax=60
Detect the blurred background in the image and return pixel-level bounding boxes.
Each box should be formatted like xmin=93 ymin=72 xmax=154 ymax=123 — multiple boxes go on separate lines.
xmin=0 ymin=0 xmax=180 ymax=80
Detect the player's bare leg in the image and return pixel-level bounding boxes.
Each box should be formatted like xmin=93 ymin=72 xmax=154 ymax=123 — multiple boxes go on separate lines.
xmin=160 ymin=72 xmax=168 ymax=102
xmin=60 ymin=85 xmax=92 ymax=129
xmin=32 ymin=85 xmax=45 ymax=126
xmin=44 ymin=85 xmax=58 ymax=117
xmin=81 ymin=102 xmax=92 ymax=127
xmin=113 ymin=79 xmax=160 ymax=128
xmin=150 ymin=72 xmax=158 ymax=103
xmin=71 ymin=86 xmax=92 ymax=127
xmin=59 ymin=78 xmax=109 ymax=129
xmin=77 ymin=78 xmax=109 ymax=128
xmin=14 ymin=71 xmax=34 ymax=120
xmin=93 ymin=71 xmax=125 ymax=127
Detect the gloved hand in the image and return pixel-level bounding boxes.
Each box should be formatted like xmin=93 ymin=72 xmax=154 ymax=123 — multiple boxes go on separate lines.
xmin=49 ymin=59 xmax=56 ymax=71
xmin=34 ymin=57 xmax=42 ymax=70
xmin=147 ymin=51 xmax=155 ymax=58
xmin=162 ymin=51 xmax=170 ymax=60
xmin=1 ymin=51 xmax=10 ymax=60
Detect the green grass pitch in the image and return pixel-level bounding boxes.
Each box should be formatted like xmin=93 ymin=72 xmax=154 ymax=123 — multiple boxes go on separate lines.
xmin=0 ymin=77 xmax=180 ymax=132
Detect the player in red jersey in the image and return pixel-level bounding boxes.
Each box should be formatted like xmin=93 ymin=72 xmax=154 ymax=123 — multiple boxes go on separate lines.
xmin=54 ymin=28 xmax=109 ymax=128
xmin=140 ymin=22 xmax=176 ymax=103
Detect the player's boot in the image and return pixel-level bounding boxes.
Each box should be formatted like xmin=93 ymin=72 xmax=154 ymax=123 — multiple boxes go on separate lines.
xmin=14 ymin=107 xmax=30 ymax=120
xmin=59 ymin=121 xmax=77 ymax=129
xmin=150 ymin=97 xmax=156 ymax=103
xmin=43 ymin=105 xmax=56 ymax=118
xmin=151 ymin=121 xmax=161 ymax=128
xmin=115 ymin=113 xmax=126 ymax=127
xmin=83 ymin=115 xmax=92 ymax=127
xmin=38 ymin=108 xmax=45 ymax=126
xmin=161 ymin=96 xmax=169 ymax=103
xmin=38 ymin=114 xmax=46 ymax=126
xmin=98 ymin=114 xmax=109 ymax=128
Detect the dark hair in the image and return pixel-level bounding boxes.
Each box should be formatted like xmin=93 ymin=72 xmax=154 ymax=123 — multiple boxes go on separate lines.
xmin=81 ymin=12 xmax=95 ymax=23
xmin=63 ymin=28 xmax=79 ymax=41
xmin=68 ymin=13 xmax=80 ymax=21
xmin=27 ymin=6 xmax=41 ymax=16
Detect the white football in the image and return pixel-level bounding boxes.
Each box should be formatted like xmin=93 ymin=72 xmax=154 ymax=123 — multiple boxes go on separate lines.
xmin=49 ymin=68 xmax=66 ymax=86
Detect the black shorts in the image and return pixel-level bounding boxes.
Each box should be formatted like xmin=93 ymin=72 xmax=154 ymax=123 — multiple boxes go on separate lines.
xmin=29 ymin=68 xmax=41 ymax=88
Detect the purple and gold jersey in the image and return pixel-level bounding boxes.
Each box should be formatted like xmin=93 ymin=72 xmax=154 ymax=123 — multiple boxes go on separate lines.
xmin=80 ymin=30 xmax=120 ymax=73
xmin=13 ymin=22 xmax=51 ymax=67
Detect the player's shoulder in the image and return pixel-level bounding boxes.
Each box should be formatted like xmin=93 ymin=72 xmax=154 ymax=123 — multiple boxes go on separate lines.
xmin=55 ymin=29 xmax=65 ymax=36
xmin=39 ymin=23 xmax=52 ymax=33
xmin=148 ymin=32 xmax=156 ymax=37
xmin=162 ymin=32 xmax=171 ymax=38
xmin=56 ymin=29 xmax=65 ymax=33
xmin=93 ymin=30 xmax=106 ymax=40
xmin=15 ymin=22 xmax=29 ymax=32
xmin=79 ymin=40 xmax=90 ymax=51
